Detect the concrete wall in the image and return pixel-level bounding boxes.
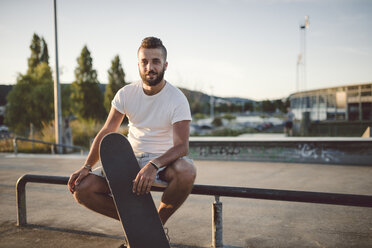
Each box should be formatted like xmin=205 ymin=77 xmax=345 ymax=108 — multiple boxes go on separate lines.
xmin=189 ymin=137 xmax=372 ymax=165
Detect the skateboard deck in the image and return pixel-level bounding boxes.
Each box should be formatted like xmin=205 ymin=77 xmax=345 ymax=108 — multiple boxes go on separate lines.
xmin=100 ymin=132 xmax=170 ymax=248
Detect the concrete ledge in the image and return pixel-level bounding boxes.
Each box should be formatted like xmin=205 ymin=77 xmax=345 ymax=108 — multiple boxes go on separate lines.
xmin=189 ymin=137 xmax=372 ymax=165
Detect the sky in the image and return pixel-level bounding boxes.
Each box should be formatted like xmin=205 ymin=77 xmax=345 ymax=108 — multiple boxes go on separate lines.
xmin=0 ymin=0 xmax=371 ymax=100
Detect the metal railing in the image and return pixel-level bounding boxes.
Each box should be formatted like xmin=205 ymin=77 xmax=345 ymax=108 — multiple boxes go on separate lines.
xmin=16 ymin=174 xmax=372 ymax=248
xmin=13 ymin=137 xmax=84 ymax=155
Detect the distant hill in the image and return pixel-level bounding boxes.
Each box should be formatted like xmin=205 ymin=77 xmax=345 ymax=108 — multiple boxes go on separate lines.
xmin=0 ymin=83 xmax=255 ymax=109
xmin=223 ymin=97 xmax=256 ymax=104
xmin=179 ymin=87 xmax=255 ymax=104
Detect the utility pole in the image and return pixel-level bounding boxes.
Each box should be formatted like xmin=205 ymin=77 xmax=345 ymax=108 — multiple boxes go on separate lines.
xmin=53 ymin=0 xmax=63 ymax=154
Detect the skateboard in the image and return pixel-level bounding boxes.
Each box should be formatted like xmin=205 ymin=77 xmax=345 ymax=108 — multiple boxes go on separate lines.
xmin=100 ymin=132 xmax=170 ymax=248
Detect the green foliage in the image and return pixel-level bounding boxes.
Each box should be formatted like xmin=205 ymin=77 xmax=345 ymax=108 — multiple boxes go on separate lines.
xmin=5 ymin=64 xmax=54 ymax=134
xmin=27 ymin=34 xmax=41 ymax=74
xmin=27 ymin=34 xmax=49 ymax=74
xmin=244 ymin=102 xmax=254 ymax=112
xmin=40 ymin=38 xmax=49 ymax=64
xmin=1 ymin=122 xmax=59 ymax=153
xmin=214 ymin=102 xmax=243 ymax=114
xmin=254 ymin=102 xmax=262 ymax=112
xmin=70 ymin=119 xmax=102 ymax=148
xmin=190 ymin=101 xmax=209 ymax=115
xmin=29 ymin=65 xmax=54 ymax=126
xmin=5 ymin=76 xmax=33 ymax=135
xmin=71 ymin=46 xmax=106 ymax=121
xmin=212 ymin=117 xmax=223 ymax=127
xmin=104 ymin=55 xmax=126 ymax=113
xmin=5 ymin=33 xmax=53 ymax=135
xmin=222 ymin=113 xmax=236 ymax=121
xmin=61 ymin=84 xmax=72 ymax=117
xmin=193 ymin=113 xmax=207 ymax=120
xmin=180 ymin=88 xmax=210 ymax=115
xmin=262 ymin=100 xmax=276 ymax=113
xmin=254 ymin=98 xmax=289 ymax=113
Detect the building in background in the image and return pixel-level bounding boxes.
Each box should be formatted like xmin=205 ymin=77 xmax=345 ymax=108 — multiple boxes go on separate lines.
xmin=289 ymin=82 xmax=372 ymax=122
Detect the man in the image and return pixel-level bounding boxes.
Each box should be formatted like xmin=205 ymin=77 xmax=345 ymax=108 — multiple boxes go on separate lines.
xmin=284 ymin=107 xmax=294 ymax=136
xmin=68 ymin=37 xmax=196 ymax=229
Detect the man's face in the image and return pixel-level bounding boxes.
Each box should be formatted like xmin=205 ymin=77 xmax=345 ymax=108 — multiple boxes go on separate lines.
xmin=138 ymin=48 xmax=168 ymax=86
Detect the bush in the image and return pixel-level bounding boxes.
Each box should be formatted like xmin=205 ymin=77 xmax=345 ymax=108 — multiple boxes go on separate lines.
xmin=70 ymin=119 xmax=102 ymax=148
xmin=193 ymin=113 xmax=207 ymax=120
xmin=212 ymin=117 xmax=223 ymax=127
xmin=71 ymin=119 xmax=129 ymax=149
xmin=0 ymin=122 xmax=57 ymax=153
xmin=222 ymin=113 xmax=236 ymax=121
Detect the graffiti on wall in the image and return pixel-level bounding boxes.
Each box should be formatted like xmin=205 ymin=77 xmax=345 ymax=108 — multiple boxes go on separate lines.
xmin=296 ymin=144 xmax=341 ymax=163
xmin=198 ymin=146 xmax=241 ymax=157
xmin=189 ymin=142 xmax=347 ymax=164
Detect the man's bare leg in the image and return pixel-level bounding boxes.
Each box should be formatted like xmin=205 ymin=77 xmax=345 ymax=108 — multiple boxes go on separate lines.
xmin=74 ymin=161 xmax=196 ymax=225
xmin=158 ymin=159 xmax=197 ymax=225
xmin=73 ymin=174 xmax=119 ymax=220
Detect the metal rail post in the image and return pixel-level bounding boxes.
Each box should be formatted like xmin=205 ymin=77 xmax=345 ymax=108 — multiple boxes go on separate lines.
xmin=16 ymin=177 xmax=27 ymax=225
xmin=212 ymin=195 xmax=223 ymax=247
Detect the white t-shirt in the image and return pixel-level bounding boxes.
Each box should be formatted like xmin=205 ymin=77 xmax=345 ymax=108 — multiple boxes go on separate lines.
xmin=112 ymin=80 xmax=192 ymax=154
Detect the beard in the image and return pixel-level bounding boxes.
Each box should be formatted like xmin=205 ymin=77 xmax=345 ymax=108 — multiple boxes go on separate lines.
xmin=140 ymin=67 xmax=166 ymax=86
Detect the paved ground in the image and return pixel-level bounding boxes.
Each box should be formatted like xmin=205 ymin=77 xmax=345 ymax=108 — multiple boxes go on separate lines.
xmin=0 ymin=153 xmax=372 ymax=248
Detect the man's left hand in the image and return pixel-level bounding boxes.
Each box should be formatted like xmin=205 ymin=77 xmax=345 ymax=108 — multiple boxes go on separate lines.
xmin=132 ymin=163 xmax=157 ymax=195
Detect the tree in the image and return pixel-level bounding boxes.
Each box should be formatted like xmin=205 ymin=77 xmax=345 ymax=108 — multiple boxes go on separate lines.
xmin=5 ymin=75 xmax=33 ymax=134
xmin=27 ymin=34 xmax=41 ymax=74
xmin=262 ymin=100 xmax=276 ymax=113
xmin=244 ymin=102 xmax=254 ymax=112
xmin=71 ymin=46 xmax=105 ymax=121
xmin=5 ymin=34 xmax=53 ymax=135
xmin=104 ymin=55 xmax=126 ymax=113
xmin=61 ymin=84 xmax=72 ymax=117
xmin=212 ymin=117 xmax=223 ymax=127
xmin=40 ymin=38 xmax=49 ymax=64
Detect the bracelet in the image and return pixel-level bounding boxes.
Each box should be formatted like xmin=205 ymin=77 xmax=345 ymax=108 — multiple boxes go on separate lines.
xmin=149 ymin=161 xmax=159 ymax=170
xmin=83 ymin=164 xmax=92 ymax=172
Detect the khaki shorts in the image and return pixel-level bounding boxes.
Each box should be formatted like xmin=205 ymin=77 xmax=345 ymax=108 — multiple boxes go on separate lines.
xmin=91 ymin=153 xmax=193 ymax=188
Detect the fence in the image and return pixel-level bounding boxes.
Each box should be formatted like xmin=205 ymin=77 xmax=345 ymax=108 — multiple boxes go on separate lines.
xmin=16 ymin=174 xmax=372 ymax=248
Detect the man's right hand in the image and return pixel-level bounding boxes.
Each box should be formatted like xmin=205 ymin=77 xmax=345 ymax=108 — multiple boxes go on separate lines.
xmin=68 ymin=167 xmax=91 ymax=194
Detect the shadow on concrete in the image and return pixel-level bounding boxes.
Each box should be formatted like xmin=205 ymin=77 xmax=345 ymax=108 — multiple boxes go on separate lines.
xmin=172 ymin=245 xmax=241 ymax=248
xmin=25 ymin=224 xmax=124 ymax=240
xmin=23 ymin=224 xmax=244 ymax=248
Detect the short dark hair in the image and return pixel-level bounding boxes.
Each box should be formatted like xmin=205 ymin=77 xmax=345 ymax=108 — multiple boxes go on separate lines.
xmin=138 ymin=37 xmax=167 ymax=60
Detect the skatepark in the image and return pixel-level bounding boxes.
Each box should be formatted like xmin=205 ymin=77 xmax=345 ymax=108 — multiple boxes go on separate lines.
xmin=1 ymin=151 xmax=372 ymax=248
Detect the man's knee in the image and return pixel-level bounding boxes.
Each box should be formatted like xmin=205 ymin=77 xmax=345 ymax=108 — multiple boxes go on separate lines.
xmin=172 ymin=160 xmax=197 ymax=185
xmin=73 ymin=175 xmax=99 ymax=204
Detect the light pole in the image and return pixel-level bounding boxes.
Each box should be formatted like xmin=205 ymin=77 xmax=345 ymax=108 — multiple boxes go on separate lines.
xmin=298 ymin=16 xmax=309 ymax=91
xmin=296 ymin=53 xmax=302 ymax=92
xmin=53 ymin=0 xmax=63 ymax=154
